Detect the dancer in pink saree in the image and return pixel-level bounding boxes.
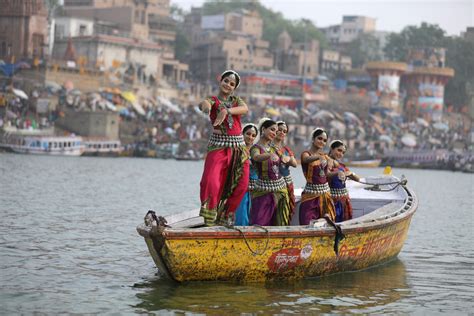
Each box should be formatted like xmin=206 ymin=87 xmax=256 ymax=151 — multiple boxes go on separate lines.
xmin=198 ymin=70 xmax=250 ymax=226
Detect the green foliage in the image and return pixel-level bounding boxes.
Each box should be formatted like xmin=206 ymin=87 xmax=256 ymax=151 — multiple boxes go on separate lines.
xmin=170 ymin=4 xmax=186 ymax=23
xmin=443 ymin=37 xmax=474 ymax=108
xmin=384 ymin=22 xmax=472 ymax=108
xmin=201 ymin=0 xmax=327 ymax=48
xmin=384 ymin=23 xmax=474 ymax=108
xmin=345 ymin=33 xmax=382 ymax=68
xmin=384 ymin=22 xmax=445 ymax=61
xmin=175 ymin=28 xmax=190 ymax=61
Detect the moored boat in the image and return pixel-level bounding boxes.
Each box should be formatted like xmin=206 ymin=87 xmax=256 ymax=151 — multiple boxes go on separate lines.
xmin=345 ymin=159 xmax=381 ymax=168
xmin=137 ymin=174 xmax=417 ymax=282
xmin=82 ymin=138 xmax=123 ymax=157
xmin=0 ymin=128 xmax=84 ymax=156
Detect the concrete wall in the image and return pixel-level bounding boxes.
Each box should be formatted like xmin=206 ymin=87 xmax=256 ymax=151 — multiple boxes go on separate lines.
xmin=54 ymin=17 xmax=95 ymax=39
xmin=64 ymin=7 xmax=133 ymax=32
xmin=45 ymin=68 xmax=104 ymax=92
xmin=53 ymin=37 xmax=160 ymax=75
xmin=57 ymin=108 xmax=120 ymax=139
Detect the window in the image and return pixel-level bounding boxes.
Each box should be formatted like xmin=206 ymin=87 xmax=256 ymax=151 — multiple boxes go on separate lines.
xmin=55 ymin=24 xmax=65 ymax=39
xmin=79 ymin=25 xmax=87 ymax=36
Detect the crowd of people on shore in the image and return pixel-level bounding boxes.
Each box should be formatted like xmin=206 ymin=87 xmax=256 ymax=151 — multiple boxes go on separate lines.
xmin=0 ymin=72 xmax=472 ymax=171
xmin=197 ymin=70 xmax=362 ymax=228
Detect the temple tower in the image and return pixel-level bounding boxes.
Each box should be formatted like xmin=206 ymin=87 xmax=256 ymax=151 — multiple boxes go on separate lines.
xmin=403 ymin=48 xmax=454 ymax=122
xmin=365 ymin=61 xmax=407 ymax=112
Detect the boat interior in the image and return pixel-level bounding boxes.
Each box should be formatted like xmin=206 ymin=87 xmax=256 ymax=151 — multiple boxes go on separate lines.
xmin=160 ymin=175 xmax=411 ymax=230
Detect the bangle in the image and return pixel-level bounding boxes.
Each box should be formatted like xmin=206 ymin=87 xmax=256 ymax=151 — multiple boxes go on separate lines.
xmin=226 ymin=108 xmax=231 ymax=116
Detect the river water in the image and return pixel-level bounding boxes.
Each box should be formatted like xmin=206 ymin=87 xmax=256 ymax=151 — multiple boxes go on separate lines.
xmin=0 ymin=153 xmax=473 ymax=314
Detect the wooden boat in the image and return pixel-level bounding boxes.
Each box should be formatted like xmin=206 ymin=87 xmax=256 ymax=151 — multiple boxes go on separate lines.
xmin=345 ymin=159 xmax=381 ymax=168
xmin=137 ymin=174 xmax=417 ymax=282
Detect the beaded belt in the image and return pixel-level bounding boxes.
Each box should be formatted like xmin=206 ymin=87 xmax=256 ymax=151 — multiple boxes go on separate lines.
xmin=303 ymin=182 xmax=330 ymax=195
xmin=254 ymin=177 xmax=286 ymax=192
xmin=208 ymin=133 xmax=245 ymax=148
xmin=330 ymin=187 xmax=349 ymax=198
xmin=283 ymin=175 xmax=293 ymax=185
xmin=248 ymin=178 xmax=257 ymax=191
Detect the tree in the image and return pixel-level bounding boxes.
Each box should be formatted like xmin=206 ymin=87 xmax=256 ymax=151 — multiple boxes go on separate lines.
xmin=443 ymin=36 xmax=474 ymax=109
xmin=384 ymin=22 xmax=445 ymax=61
xmin=384 ymin=22 xmax=472 ymax=109
xmin=345 ymin=33 xmax=382 ymax=68
xmin=170 ymin=4 xmax=185 ymax=23
xmin=174 ymin=28 xmax=190 ymax=62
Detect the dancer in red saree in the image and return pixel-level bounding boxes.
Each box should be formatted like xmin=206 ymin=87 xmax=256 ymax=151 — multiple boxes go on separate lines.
xmin=198 ymin=70 xmax=250 ymax=226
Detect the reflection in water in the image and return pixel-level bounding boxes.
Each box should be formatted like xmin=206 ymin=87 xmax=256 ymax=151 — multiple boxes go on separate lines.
xmin=134 ymin=259 xmax=409 ymax=314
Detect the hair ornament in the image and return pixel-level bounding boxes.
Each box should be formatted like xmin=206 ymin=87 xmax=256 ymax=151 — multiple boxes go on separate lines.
xmin=220 ymin=69 xmax=241 ymax=88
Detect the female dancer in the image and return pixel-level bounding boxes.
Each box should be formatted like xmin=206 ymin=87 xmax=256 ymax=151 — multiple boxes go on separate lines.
xmin=250 ymin=119 xmax=292 ymax=226
xmin=234 ymin=123 xmax=258 ymax=226
xmin=328 ymin=140 xmax=360 ymax=222
xmin=274 ymin=121 xmax=298 ymax=217
xmin=198 ymin=70 xmax=249 ymax=226
xmin=299 ymin=128 xmax=336 ymax=225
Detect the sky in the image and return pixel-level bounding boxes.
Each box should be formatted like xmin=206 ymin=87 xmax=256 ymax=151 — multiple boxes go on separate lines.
xmin=171 ymin=0 xmax=473 ymax=35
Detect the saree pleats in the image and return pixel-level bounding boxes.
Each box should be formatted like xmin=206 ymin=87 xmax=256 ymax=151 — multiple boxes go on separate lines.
xmin=200 ymin=146 xmax=249 ymax=226
xmin=333 ymin=195 xmax=353 ymax=222
xmin=299 ymin=192 xmax=336 ymax=225
xmin=251 ymin=187 xmax=291 ymax=226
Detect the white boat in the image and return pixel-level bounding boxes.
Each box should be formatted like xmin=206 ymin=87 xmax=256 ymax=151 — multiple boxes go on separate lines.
xmin=0 ymin=129 xmax=84 ymax=156
xmin=82 ymin=138 xmax=123 ymax=157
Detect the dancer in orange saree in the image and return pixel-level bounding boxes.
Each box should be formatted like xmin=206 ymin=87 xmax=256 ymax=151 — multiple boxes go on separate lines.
xmin=198 ymin=70 xmax=250 ymax=226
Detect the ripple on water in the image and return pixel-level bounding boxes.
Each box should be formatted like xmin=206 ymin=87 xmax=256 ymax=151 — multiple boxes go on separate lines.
xmin=1 ymin=155 xmax=473 ymax=314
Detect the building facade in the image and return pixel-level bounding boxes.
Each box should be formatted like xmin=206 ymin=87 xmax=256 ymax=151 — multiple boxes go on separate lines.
xmin=189 ymin=10 xmax=273 ymax=82
xmin=320 ymin=15 xmax=376 ymax=46
xmin=320 ymin=49 xmax=352 ymax=78
xmin=0 ymin=0 xmax=48 ymax=60
xmin=60 ymin=0 xmax=187 ymax=83
xmin=274 ymin=30 xmax=320 ymax=80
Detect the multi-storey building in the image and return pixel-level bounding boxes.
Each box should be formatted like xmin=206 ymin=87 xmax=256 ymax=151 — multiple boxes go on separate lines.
xmin=60 ymin=0 xmax=187 ymax=83
xmin=462 ymin=27 xmax=474 ymax=43
xmin=275 ymin=30 xmax=320 ymax=79
xmin=188 ymin=10 xmax=273 ymax=82
xmin=0 ymin=0 xmax=48 ymax=60
xmin=52 ymin=16 xmax=162 ymax=76
xmin=320 ymin=49 xmax=352 ymax=78
xmin=320 ymin=15 xmax=376 ymax=45
xmin=339 ymin=16 xmax=376 ymax=43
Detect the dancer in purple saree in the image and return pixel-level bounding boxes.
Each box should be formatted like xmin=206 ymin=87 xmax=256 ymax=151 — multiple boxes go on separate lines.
xmin=250 ymin=119 xmax=292 ymax=226
xmin=299 ymin=128 xmax=336 ymax=225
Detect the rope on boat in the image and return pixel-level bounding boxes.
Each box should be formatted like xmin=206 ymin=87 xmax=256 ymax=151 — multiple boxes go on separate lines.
xmin=228 ymin=224 xmax=270 ymax=256
xmin=357 ymin=175 xmax=407 ymax=192
xmin=323 ymin=216 xmax=345 ymax=256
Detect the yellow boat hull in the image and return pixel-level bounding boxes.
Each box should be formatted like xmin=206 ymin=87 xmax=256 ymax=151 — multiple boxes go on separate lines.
xmin=138 ymin=188 xmax=417 ymax=282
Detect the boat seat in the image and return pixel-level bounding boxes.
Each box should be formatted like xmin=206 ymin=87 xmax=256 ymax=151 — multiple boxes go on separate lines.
xmin=341 ymin=201 xmax=404 ymax=227
xmin=165 ymin=208 xmax=204 ymax=228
